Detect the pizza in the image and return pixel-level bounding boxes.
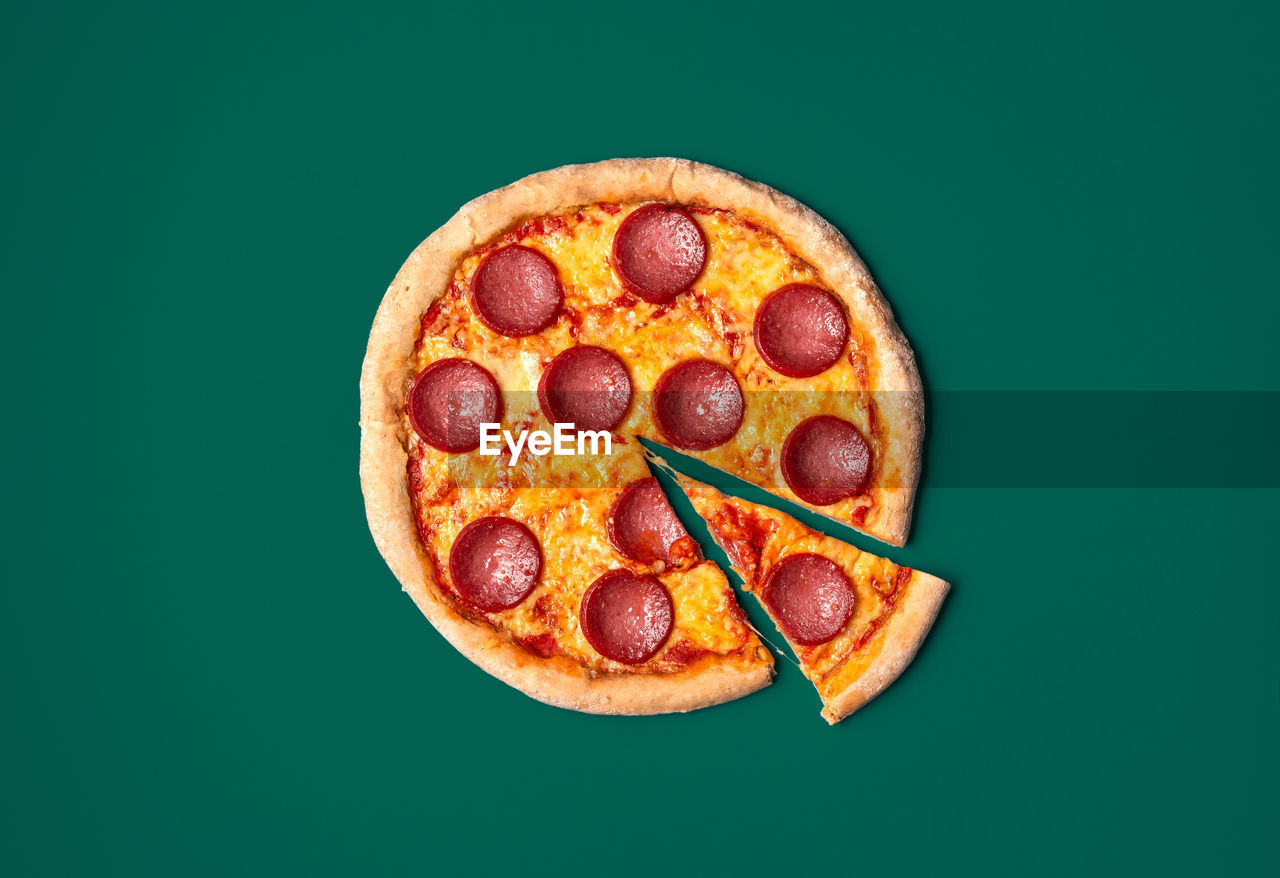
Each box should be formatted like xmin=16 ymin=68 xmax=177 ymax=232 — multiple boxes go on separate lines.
xmin=672 ymin=474 xmax=949 ymax=723
xmin=359 ymin=158 xmax=941 ymax=719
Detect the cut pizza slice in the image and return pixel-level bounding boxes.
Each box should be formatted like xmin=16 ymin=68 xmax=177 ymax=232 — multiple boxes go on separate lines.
xmin=673 ymin=474 xmax=948 ymax=723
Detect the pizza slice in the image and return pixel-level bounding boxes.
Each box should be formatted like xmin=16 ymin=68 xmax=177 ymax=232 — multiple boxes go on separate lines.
xmin=673 ymin=475 xmax=948 ymax=723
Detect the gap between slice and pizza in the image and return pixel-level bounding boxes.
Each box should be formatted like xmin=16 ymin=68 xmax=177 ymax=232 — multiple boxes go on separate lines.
xmin=640 ymin=451 xmax=804 ymax=671
xmin=642 ymin=443 xmax=950 ymax=723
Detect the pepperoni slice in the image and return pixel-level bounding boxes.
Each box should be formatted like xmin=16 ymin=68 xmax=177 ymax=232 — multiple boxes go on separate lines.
xmin=753 ymin=284 xmax=849 ymax=378
xmin=537 ymin=345 xmax=632 ymax=432
xmin=607 ymin=478 xmax=690 ymax=564
xmin=652 ymin=359 xmax=744 ymax=450
xmin=762 ymin=553 xmax=856 ymax=646
xmin=611 ymin=204 xmax=707 ymax=303
xmin=781 ymin=415 xmax=872 ymax=505
xmin=579 ymin=570 xmax=674 ymax=664
xmin=472 ymin=245 xmax=563 ymax=336
xmin=448 ymin=517 xmax=542 ymax=612
xmin=407 ymin=358 xmax=502 ymax=453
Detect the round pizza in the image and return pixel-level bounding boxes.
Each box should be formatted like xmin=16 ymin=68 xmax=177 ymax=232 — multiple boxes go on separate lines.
xmin=359 ymin=158 xmax=942 ymax=720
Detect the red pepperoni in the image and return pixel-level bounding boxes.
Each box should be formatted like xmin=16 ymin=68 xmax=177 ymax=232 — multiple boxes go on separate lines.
xmin=579 ymin=570 xmax=674 ymax=664
xmin=448 ymin=517 xmax=542 ymax=612
xmin=537 ymin=345 xmax=632 ymax=432
xmin=407 ymin=358 xmax=502 ymax=453
xmin=607 ymin=478 xmax=690 ymax=564
xmin=652 ymin=359 xmax=744 ymax=450
xmin=612 ymin=204 xmax=707 ymax=303
xmin=781 ymin=415 xmax=872 ymax=505
xmin=762 ymin=554 xmax=856 ymax=646
xmin=753 ymin=284 xmax=849 ymax=378
xmin=471 ymin=245 xmax=563 ymax=336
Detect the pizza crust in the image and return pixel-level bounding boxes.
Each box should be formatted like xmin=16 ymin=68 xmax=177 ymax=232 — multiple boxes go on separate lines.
xmin=360 ymin=158 xmax=921 ymax=714
xmin=819 ymin=571 xmax=950 ymax=723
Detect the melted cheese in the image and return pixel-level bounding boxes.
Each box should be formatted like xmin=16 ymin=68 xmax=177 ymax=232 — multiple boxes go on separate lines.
xmin=682 ymin=481 xmax=913 ymax=699
xmin=414 ymin=204 xmax=889 ymax=515
xmin=407 ymin=202 xmax=893 ymax=672
xmin=407 ymin=455 xmax=756 ymax=671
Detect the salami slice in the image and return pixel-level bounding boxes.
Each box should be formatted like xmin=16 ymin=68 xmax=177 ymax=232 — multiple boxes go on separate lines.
xmin=753 ymin=283 xmax=849 ymax=378
xmin=652 ymin=359 xmax=744 ymax=450
xmin=579 ymin=570 xmax=674 ymax=664
xmin=781 ymin=415 xmax=871 ymax=505
xmin=762 ymin=553 xmax=856 ymax=646
xmin=611 ymin=204 xmax=707 ymax=303
xmin=448 ymin=517 xmax=542 ymax=612
xmin=537 ymin=345 xmax=632 ymax=432
xmin=407 ymin=358 xmax=502 ymax=453
xmin=471 ymin=244 xmax=563 ymax=336
xmin=607 ymin=478 xmax=690 ymax=564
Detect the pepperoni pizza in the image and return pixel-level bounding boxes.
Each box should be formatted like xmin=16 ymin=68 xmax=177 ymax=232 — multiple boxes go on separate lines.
xmin=674 ymin=476 xmax=949 ymax=723
xmin=360 ymin=158 xmax=938 ymax=719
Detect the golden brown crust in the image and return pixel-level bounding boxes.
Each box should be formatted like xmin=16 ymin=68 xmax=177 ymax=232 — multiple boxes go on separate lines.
xmin=359 ymin=158 xmax=920 ymax=714
xmin=819 ymin=571 xmax=949 ymax=723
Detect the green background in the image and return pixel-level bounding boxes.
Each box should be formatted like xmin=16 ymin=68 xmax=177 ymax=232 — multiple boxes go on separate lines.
xmin=5 ymin=1 xmax=1277 ymax=875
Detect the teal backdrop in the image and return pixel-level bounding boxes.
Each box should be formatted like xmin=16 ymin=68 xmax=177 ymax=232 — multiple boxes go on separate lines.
xmin=4 ymin=1 xmax=1277 ymax=875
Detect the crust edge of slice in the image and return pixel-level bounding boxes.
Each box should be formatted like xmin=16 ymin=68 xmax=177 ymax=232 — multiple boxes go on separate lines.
xmin=818 ymin=569 xmax=949 ymax=723
xmin=660 ymin=466 xmax=949 ymax=724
